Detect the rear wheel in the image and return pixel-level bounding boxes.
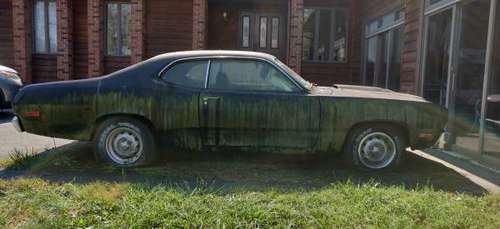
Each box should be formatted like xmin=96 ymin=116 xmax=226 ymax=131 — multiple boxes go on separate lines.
xmin=344 ymin=125 xmax=406 ymax=170
xmin=94 ymin=117 xmax=156 ymax=167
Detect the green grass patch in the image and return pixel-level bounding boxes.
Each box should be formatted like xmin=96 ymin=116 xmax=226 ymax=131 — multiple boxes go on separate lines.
xmin=0 ymin=178 xmax=498 ymax=228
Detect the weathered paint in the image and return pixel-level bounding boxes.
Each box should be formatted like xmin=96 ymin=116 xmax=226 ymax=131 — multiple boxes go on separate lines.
xmin=12 ymin=51 xmax=447 ymax=155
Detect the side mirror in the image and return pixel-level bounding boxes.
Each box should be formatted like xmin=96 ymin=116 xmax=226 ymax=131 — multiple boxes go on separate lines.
xmin=487 ymin=94 xmax=500 ymax=103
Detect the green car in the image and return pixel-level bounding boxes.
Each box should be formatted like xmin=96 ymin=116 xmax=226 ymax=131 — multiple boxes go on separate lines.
xmin=11 ymin=51 xmax=447 ymax=170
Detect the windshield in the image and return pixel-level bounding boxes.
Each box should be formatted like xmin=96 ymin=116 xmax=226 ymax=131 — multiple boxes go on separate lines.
xmin=274 ymin=58 xmax=313 ymax=91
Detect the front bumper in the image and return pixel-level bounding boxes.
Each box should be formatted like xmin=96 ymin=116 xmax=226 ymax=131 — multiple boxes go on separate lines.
xmin=11 ymin=116 xmax=24 ymax=132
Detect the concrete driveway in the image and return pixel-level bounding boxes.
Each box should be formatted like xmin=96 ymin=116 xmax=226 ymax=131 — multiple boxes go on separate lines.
xmin=0 ymin=112 xmax=72 ymax=159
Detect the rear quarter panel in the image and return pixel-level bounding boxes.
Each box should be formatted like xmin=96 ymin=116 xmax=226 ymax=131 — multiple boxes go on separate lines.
xmin=14 ymin=79 xmax=99 ymax=140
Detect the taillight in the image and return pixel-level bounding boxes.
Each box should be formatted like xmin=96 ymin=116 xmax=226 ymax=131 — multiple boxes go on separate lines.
xmin=24 ymin=111 xmax=41 ymax=118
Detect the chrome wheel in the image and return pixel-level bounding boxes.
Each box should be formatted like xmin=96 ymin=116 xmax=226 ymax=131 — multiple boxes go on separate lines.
xmin=357 ymin=132 xmax=397 ymax=169
xmin=105 ymin=126 xmax=143 ymax=165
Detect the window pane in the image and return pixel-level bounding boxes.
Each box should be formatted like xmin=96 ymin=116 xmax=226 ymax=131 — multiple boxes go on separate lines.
xmin=242 ymin=16 xmax=250 ymax=48
xmin=423 ymin=9 xmax=452 ymax=105
xmin=271 ymin=17 xmax=279 ymax=48
xmin=163 ymin=61 xmax=208 ymax=88
xmin=333 ymin=10 xmax=347 ymax=62
xmin=388 ymin=28 xmax=403 ymax=91
xmin=303 ymin=9 xmax=317 ymax=60
xmin=107 ymin=3 xmax=119 ymax=56
xmin=259 ymin=17 xmax=268 ymax=48
xmin=48 ymin=0 xmax=57 ymax=53
xmin=120 ymin=4 xmax=131 ymax=56
xmin=209 ymin=60 xmax=298 ymax=92
xmin=34 ymin=0 xmax=47 ymax=53
xmin=365 ymin=37 xmax=377 ymax=85
xmin=317 ymin=10 xmax=331 ymax=61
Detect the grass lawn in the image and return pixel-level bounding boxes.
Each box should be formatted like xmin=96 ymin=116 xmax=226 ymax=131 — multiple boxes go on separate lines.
xmin=0 ymin=143 xmax=499 ymax=228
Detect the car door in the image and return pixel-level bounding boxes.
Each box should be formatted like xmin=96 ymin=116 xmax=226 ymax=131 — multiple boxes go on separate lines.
xmin=199 ymin=58 xmax=320 ymax=151
xmin=153 ymin=59 xmax=208 ymax=150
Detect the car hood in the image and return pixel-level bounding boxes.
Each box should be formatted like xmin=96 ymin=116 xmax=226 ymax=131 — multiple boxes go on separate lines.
xmin=311 ymin=84 xmax=429 ymax=103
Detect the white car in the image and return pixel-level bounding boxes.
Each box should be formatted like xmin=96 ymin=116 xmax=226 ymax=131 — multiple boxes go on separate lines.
xmin=0 ymin=65 xmax=23 ymax=110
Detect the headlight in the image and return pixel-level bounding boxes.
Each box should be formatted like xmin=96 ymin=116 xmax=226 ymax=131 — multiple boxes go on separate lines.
xmin=0 ymin=70 xmax=21 ymax=81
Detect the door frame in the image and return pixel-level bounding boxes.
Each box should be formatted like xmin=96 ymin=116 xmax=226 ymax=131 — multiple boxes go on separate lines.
xmin=238 ymin=10 xmax=287 ymax=60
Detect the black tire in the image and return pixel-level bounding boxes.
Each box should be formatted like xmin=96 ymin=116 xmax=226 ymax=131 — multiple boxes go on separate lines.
xmin=93 ymin=117 xmax=157 ymax=167
xmin=344 ymin=125 xmax=406 ymax=171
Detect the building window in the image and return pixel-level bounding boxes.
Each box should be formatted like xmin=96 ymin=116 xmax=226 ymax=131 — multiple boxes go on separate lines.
xmin=302 ymin=8 xmax=348 ymax=63
xmin=106 ymin=2 xmax=131 ymax=56
xmin=33 ymin=0 xmax=57 ymax=54
xmin=363 ymin=9 xmax=404 ymax=91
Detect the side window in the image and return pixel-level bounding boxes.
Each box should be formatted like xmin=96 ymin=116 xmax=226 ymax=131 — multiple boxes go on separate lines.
xmin=162 ymin=61 xmax=208 ymax=88
xmin=208 ymin=59 xmax=299 ymax=92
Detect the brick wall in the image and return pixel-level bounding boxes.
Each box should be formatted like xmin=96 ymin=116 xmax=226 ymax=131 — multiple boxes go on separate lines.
xmin=73 ymin=0 xmax=88 ymax=79
xmin=288 ymin=0 xmax=304 ymax=74
xmin=56 ymin=0 xmax=73 ymax=80
xmin=87 ymin=0 xmax=103 ymax=77
xmin=131 ymin=0 xmax=145 ymax=64
xmin=12 ymin=0 xmax=32 ymax=83
xmin=192 ymin=0 xmax=207 ymax=50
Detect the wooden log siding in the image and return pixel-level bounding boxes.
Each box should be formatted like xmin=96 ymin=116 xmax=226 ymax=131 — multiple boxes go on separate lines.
xmin=0 ymin=0 xmax=14 ymax=67
xmin=145 ymin=0 xmax=193 ymax=58
xmin=32 ymin=55 xmax=57 ymax=83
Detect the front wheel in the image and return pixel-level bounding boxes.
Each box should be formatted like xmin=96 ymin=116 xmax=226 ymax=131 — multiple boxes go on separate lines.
xmin=94 ymin=117 xmax=156 ymax=167
xmin=344 ymin=125 xmax=406 ymax=170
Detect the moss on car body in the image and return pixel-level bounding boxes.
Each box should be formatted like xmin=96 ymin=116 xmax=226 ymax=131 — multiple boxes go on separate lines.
xmin=12 ymin=51 xmax=447 ymax=155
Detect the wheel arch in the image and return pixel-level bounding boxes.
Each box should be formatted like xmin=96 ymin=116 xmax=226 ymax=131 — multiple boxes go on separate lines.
xmin=341 ymin=120 xmax=411 ymax=152
xmin=91 ymin=113 xmax=155 ymax=140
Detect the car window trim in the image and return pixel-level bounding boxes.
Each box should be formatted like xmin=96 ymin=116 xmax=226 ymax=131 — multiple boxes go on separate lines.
xmin=157 ymin=55 xmax=307 ymax=92
xmin=206 ymin=58 xmax=302 ymax=93
xmin=158 ymin=59 xmax=210 ymax=89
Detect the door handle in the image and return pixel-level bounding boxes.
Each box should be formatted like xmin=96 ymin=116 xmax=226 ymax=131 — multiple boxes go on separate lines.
xmin=202 ymin=97 xmax=220 ymax=105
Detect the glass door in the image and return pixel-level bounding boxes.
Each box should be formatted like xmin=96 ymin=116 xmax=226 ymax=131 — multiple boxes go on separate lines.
xmin=484 ymin=1 xmax=500 ymax=157
xmin=450 ymin=0 xmax=491 ymax=154
xmin=422 ymin=0 xmax=493 ymax=153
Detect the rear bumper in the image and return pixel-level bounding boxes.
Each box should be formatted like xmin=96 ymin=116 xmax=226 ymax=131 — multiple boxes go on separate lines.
xmin=11 ymin=116 xmax=24 ymax=132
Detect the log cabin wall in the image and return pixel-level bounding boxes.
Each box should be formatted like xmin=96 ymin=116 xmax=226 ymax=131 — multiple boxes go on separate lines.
xmin=145 ymin=0 xmax=193 ymax=58
xmin=0 ymin=0 xmax=14 ymax=67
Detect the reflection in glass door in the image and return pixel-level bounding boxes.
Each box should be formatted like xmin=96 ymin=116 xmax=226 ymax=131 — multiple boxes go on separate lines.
xmin=422 ymin=0 xmax=495 ymax=154
xmin=422 ymin=8 xmax=453 ymax=106
xmin=484 ymin=1 xmax=500 ymax=156
xmin=451 ymin=0 xmax=490 ymax=154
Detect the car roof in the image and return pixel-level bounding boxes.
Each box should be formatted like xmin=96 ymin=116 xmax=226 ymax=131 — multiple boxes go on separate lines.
xmin=151 ymin=50 xmax=277 ymax=62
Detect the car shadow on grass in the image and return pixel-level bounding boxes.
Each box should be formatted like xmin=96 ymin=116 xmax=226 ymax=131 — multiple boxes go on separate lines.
xmin=0 ymin=141 xmax=486 ymax=195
